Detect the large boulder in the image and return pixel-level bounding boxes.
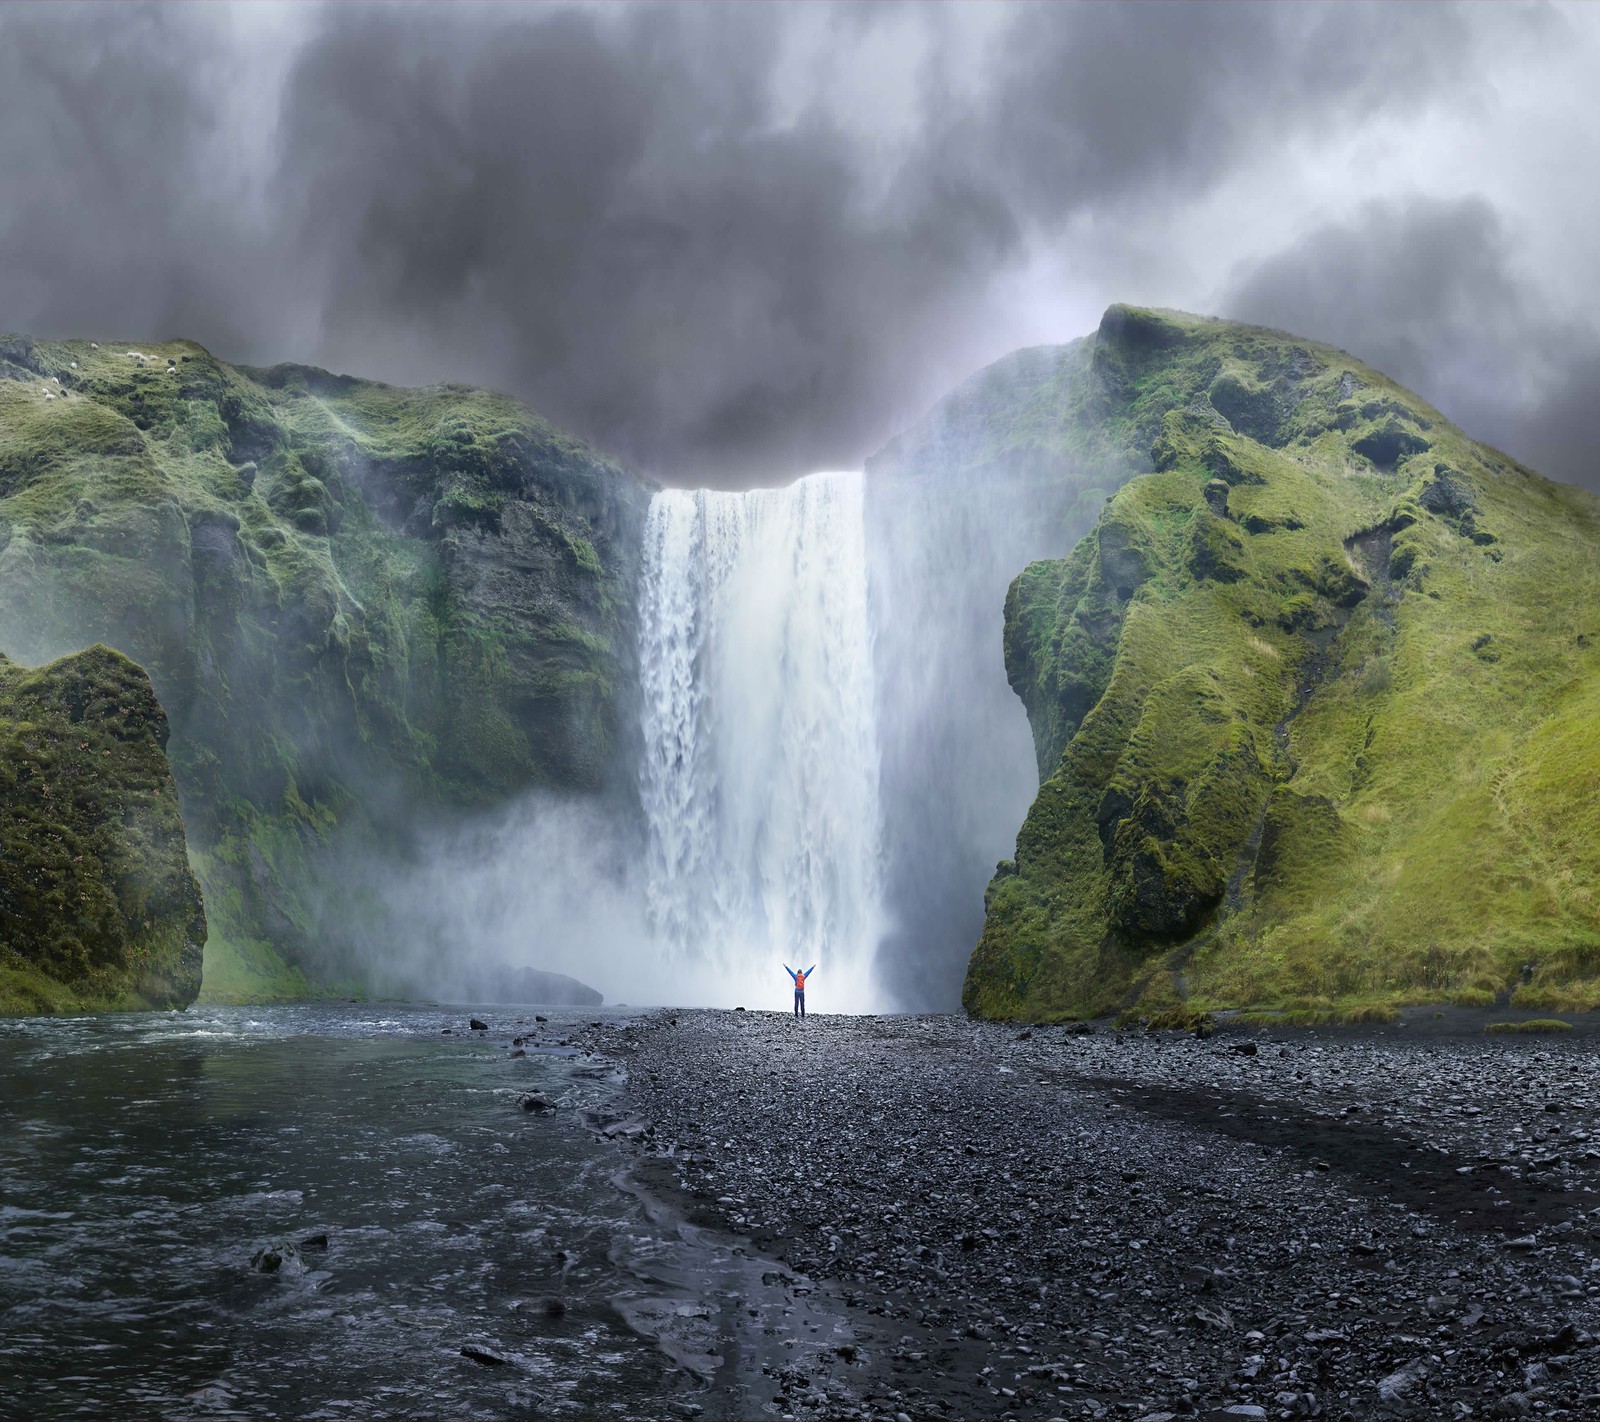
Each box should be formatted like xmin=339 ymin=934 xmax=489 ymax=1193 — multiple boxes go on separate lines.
xmin=0 ymin=645 xmax=206 ymax=1012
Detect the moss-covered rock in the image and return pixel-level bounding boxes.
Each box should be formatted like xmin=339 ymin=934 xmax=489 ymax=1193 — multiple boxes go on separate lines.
xmin=0 ymin=336 xmax=652 ymax=999
xmin=0 ymin=645 xmax=205 ymax=1012
xmin=968 ymin=305 xmax=1600 ymax=1022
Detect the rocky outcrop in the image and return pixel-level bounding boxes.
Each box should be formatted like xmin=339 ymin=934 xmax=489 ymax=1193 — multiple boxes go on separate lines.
xmin=969 ymin=306 xmax=1600 ymax=1021
xmin=0 ymin=645 xmax=206 ymax=1012
xmin=0 ymin=338 xmax=652 ymax=999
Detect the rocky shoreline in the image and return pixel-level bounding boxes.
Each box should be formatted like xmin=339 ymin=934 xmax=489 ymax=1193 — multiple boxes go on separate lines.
xmin=565 ymin=1009 xmax=1600 ymax=1421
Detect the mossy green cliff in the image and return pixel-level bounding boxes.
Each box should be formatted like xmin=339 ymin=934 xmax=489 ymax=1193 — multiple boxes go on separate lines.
xmin=0 ymin=645 xmax=206 ymax=1012
xmin=969 ymin=306 xmax=1600 ymax=1021
xmin=0 ymin=336 xmax=650 ymax=1002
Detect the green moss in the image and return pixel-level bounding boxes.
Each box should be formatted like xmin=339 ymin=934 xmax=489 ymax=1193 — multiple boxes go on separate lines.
xmin=0 ymin=644 xmax=205 ymax=1013
xmin=1485 ymin=1019 xmax=1573 ymax=1034
xmin=1450 ymin=986 xmax=1497 ymax=1009
xmin=0 ymin=333 xmax=652 ymax=1000
xmin=1118 ymin=1006 xmax=1215 ymax=1032
xmin=969 ymin=305 xmax=1600 ymax=1022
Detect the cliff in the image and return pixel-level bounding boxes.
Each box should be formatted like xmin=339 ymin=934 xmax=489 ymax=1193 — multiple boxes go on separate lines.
xmin=968 ymin=306 xmax=1600 ymax=1021
xmin=863 ymin=338 xmax=1157 ymax=1009
xmin=0 ymin=336 xmax=651 ymax=1000
xmin=0 ymin=645 xmax=206 ymax=1012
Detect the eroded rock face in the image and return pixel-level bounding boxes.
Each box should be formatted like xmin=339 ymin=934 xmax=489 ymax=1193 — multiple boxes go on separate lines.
xmin=968 ymin=305 xmax=1600 ymax=1021
xmin=0 ymin=337 xmax=651 ymax=997
xmin=0 ymin=645 xmax=206 ymax=1012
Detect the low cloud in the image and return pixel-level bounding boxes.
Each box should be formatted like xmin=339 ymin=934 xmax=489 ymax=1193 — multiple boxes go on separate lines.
xmin=1224 ymin=196 xmax=1600 ymax=490
xmin=6 ymin=2 xmax=1585 ymax=484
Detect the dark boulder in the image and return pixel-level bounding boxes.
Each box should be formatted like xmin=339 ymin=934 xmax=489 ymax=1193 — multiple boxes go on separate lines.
xmin=250 ymin=1242 xmax=305 ymax=1275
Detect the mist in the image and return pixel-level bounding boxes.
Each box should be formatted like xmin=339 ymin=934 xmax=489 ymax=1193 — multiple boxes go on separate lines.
xmin=318 ymin=792 xmax=656 ymax=1006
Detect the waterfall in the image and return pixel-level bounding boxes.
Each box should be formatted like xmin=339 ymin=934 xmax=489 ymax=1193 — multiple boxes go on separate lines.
xmin=637 ymin=471 xmax=886 ymax=1010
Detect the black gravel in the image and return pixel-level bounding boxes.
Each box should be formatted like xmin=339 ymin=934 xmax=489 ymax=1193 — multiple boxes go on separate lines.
xmin=571 ymin=1009 xmax=1600 ymax=1422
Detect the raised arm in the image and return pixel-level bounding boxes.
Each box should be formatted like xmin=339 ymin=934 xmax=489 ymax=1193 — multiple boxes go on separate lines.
xmin=784 ymin=965 xmax=797 ymax=982
xmin=803 ymin=965 xmax=816 ymax=978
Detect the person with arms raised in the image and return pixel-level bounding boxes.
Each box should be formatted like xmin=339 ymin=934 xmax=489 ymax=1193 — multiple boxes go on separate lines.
xmin=784 ymin=963 xmax=815 ymax=1019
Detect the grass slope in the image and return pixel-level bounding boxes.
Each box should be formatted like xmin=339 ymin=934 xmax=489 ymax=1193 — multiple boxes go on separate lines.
xmin=0 ymin=645 xmax=206 ymax=1013
xmin=0 ymin=335 xmax=650 ymax=1001
xmin=969 ymin=306 xmax=1600 ymax=1021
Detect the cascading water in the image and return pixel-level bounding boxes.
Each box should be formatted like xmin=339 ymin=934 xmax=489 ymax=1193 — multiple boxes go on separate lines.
xmin=637 ymin=472 xmax=886 ymax=1010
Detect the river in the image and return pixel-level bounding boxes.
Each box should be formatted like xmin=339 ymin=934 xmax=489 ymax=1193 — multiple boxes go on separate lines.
xmin=0 ymin=1003 xmax=832 ymax=1420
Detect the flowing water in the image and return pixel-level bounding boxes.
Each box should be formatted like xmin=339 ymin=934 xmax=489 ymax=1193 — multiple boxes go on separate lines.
xmin=637 ymin=472 xmax=887 ymax=1010
xmin=0 ymin=1004 xmax=840 ymax=1419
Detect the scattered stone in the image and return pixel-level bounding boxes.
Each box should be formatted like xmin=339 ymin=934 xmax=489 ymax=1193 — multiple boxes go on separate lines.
xmin=459 ymin=1343 xmax=511 ymax=1366
xmin=598 ymin=1009 xmax=1600 ymax=1418
xmin=470 ymin=1018 xmax=488 ymax=1032
xmin=519 ymin=1092 xmax=557 ymax=1114
xmin=1378 ymin=1358 xmax=1428 ymax=1405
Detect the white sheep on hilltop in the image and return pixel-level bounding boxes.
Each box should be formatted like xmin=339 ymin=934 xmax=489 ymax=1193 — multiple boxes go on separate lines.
xmin=70 ymin=360 xmax=78 ymax=369
xmin=90 ymin=342 xmax=98 ymax=350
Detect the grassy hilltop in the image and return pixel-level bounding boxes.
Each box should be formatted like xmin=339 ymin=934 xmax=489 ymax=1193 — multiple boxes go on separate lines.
xmin=0 ymin=645 xmax=206 ymax=1012
xmin=968 ymin=305 xmax=1600 ymax=1022
xmin=0 ymin=335 xmax=649 ymax=1004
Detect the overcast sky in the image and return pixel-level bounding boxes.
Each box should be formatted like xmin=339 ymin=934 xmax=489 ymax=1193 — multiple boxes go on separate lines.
xmin=1 ymin=1 xmax=1596 ymax=488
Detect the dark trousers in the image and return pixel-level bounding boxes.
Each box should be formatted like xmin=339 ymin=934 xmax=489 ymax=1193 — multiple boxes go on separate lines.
xmin=794 ymin=989 xmax=805 ymax=1018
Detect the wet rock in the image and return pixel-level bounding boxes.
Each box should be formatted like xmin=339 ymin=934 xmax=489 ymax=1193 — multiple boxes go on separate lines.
xmin=1378 ymin=1358 xmax=1427 ymax=1405
xmin=460 ymin=1343 xmax=511 ymax=1366
xmin=298 ymin=1233 xmax=329 ymax=1252
xmin=602 ymin=1117 xmax=649 ymax=1138
xmin=519 ymin=1092 xmax=558 ymax=1114
xmin=470 ymin=1018 xmax=488 ymax=1032
xmin=250 ymin=1242 xmax=304 ymax=1276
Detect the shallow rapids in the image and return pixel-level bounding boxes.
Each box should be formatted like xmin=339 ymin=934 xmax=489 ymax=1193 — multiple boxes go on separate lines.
xmin=0 ymin=1004 xmax=819 ymax=1419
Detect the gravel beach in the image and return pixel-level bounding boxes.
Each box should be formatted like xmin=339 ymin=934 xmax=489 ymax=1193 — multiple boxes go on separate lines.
xmin=572 ymin=1009 xmax=1600 ymax=1421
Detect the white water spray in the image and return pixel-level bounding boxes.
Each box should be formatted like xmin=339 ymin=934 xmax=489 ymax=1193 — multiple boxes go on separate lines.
xmin=637 ymin=472 xmax=887 ymax=1010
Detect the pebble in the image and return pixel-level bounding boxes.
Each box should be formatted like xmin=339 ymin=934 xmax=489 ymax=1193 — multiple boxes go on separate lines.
xmin=574 ymin=1010 xmax=1600 ymax=1419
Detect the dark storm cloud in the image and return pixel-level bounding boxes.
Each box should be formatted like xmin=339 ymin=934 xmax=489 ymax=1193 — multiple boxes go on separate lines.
xmin=1224 ymin=197 xmax=1600 ymax=491
xmin=970 ymin=1 xmax=1468 ymax=216
xmin=0 ymin=1 xmax=1587 ymax=484
xmin=0 ymin=6 xmax=253 ymax=346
